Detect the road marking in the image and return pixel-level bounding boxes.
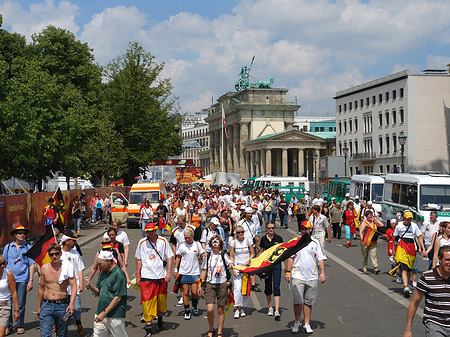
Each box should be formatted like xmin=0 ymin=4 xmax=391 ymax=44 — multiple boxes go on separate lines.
xmin=286 ymin=228 xmax=423 ymax=317
xmin=250 ymin=290 xmax=261 ymax=311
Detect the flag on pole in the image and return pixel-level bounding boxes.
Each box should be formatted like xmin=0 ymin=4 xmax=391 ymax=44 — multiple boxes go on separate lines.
xmin=53 ymin=187 xmax=66 ymax=233
xmin=24 ymin=225 xmax=57 ymax=266
xmin=222 ymin=103 xmax=228 ymax=140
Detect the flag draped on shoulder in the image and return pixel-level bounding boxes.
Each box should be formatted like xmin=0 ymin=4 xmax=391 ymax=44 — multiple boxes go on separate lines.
xmin=24 ymin=225 xmax=56 ymax=266
xmin=361 ymin=220 xmax=377 ymax=246
xmin=389 ymin=238 xmax=416 ymax=275
xmin=234 ymin=234 xmax=312 ymax=275
xmin=53 ymin=187 xmax=66 ymax=233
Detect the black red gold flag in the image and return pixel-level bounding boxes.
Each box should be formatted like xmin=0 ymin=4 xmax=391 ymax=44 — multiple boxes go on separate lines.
xmin=24 ymin=225 xmax=57 ymax=266
xmin=53 ymin=187 xmax=66 ymax=233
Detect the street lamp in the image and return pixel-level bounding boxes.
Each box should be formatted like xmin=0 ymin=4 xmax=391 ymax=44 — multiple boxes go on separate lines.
xmin=312 ymin=152 xmax=318 ymax=194
xmin=398 ymin=131 xmax=407 ymax=173
xmin=343 ymin=146 xmax=349 ymax=177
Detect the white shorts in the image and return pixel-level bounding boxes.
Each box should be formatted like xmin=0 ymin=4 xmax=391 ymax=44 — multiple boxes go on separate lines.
xmin=93 ymin=316 xmax=128 ymax=337
xmin=292 ymin=278 xmax=319 ymax=306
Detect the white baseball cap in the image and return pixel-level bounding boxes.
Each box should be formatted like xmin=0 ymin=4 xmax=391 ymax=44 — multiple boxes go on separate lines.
xmin=367 ymin=201 xmax=373 ymax=205
xmin=345 ymin=193 xmax=350 ymax=197
xmin=98 ymin=251 xmax=114 ymax=260
xmin=210 ymin=217 xmax=220 ymax=226
xmin=245 ymin=207 xmax=254 ymax=213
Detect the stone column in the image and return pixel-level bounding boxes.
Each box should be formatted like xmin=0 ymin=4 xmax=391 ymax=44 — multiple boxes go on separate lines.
xmin=282 ymin=148 xmax=288 ymax=176
xmin=262 ymin=149 xmax=266 ymax=176
xmin=266 ymin=149 xmax=272 ymax=175
xmin=250 ymin=151 xmax=255 ymax=177
xmin=298 ymin=149 xmax=304 ymax=177
xmin=240 ymin=123 xmax=249 ymax=177
xmin=316 ymin=150 xmax=321 ymax=182
xmin=233 ymin=124 xmax=240 ymax=174
xmin=256 ymin=150 xmax=261 ymax=176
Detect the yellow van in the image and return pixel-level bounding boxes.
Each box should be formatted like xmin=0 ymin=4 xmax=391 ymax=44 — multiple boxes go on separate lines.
xmin=111 ymin=181 xmax=166 ymax=228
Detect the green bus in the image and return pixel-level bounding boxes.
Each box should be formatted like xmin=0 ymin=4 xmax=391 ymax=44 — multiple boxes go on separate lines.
xmin=327 ymin=178 xmax=351 ymax=205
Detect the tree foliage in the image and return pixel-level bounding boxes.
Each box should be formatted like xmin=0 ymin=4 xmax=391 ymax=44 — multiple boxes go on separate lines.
xmin=0 ymin=18 xmax=182 ymax=188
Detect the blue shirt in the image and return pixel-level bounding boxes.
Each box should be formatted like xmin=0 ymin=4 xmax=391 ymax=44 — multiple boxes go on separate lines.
xmin=3 ymin=241 xmax=35 ymax=282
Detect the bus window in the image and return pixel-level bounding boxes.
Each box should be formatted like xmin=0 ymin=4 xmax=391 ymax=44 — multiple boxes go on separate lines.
xmin=363 ymin=184 xmax=370 ymax=202
xmin=392 ymin=183 xmax=400 ymax=203
xmin=372 ymin=184 xmax=384 ymax=203
xmin=399 ymin=184 xmax=409 ymax=205
xmin=420 ymin=185 xmax=450 ymax=211
xmin=384 ymin=182 xmax=393 ymax=202
xmin=288 ymin=182 xmax=294 ymax=187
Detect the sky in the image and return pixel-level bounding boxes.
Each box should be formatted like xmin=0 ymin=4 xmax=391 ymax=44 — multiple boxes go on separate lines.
xmin=2 ymin=0 xmax=450 ymax=118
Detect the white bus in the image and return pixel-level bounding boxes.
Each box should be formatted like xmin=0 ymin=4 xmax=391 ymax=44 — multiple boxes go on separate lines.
xmin=381 ymin=173 xmax=450 ymax=226
xmin=255 ymin=176 xmax=310 ymax=190
xmin=350 ymin=175 xmax=385 ymax=214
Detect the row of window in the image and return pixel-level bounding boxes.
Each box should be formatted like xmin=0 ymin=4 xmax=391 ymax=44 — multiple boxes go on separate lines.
xmin=349 ymin=164 xmax=399 ymax=176
xmin=298 ymin=125 xmax=336 ymax=132
xmin=338 ymin=88 xmax=404 ymax=113
xmin=182 ymin=128 xmax=209 ymax=139
xmin=339 ymin=132 xmax=404 ymax=156
xmin=338 ymin=108 xmax=405 ymax=135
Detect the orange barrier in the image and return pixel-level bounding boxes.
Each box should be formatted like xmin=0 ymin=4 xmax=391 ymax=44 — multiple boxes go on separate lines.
xmin=0 ymin=186 xmax=130 ymax=248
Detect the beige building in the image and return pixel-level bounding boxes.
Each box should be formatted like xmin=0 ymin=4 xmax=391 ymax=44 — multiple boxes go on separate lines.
xmin=335 ymin=69 xmax=450 ymax=175
xmin=204 ymin=88 xmax=335 ymax=179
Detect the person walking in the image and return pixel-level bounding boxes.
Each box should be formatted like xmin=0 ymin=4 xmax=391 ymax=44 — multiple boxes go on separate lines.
xmin=84 ymin=250 xmax=128 ymax=337
xmin=4 ymin=224 xmax=35 ymax=335
xmin=359 ymin=209 xmax=383 ymax=274
xmin=140 ymin=200 xmax=154 ymax=237
xmin=339 ymin=201 xmax=356 ymax=248
xmin=308 ymin=205 xmax=332 ymax=251
xmin=0 ymin=254 xmax=20 ymax=337
xmin=329 ymin=202 xmax=342 ymax=239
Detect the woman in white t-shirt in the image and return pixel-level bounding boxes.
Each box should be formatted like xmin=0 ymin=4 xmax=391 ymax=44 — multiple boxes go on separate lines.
xmin=432 ymin=221 xmax=450 ymax=268
xmin=229 ymin=225 xmax=255 ymax=319
xmin=174 ymin=228 xmax=204 ymax=320
xmin=140 ymin=200 xmax=154 ymax=237
xmin=198 ymin=236 xmax=233 ymax=337
xmin=0 ymin=254 xmax=20 ymax=335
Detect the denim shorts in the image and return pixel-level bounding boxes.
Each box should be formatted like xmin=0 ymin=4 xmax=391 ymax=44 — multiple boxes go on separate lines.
xmin=180 ymin=274 xmax=200 ymax=284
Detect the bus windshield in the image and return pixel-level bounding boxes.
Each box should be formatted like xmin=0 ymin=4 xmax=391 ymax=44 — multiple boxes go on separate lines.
xmin=419 ymin=185 xmax=450 ymax=211
xmin=130 ymin=191 xmax=159 ymax=204
xmin=372 ymin=184 xmax=384 ymax=203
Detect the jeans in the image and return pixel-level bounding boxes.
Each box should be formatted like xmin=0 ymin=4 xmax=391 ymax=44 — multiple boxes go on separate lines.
xmin=72 ymin=294 xmax=82 ymax=321
xmin=296 ymin=214 xmax=306 ymax=232
xmin=263 ymin=211 xmax=271 ymax=226
xmin=73 ymin=217 xmax=82 ymax=231
xmin=96 ymin=208 xmax=103 ymax=222
xmin=425 ymin=243 xmax=433 ymax=270
xmin=39 ymin=301 xmax=69 ymax=337
xmin=279 ymin=213 xmax=288 ymax=228
xmin=264 ymin=263 xmax=281 ymax=297
xmin=7 ymin=281 xmax=27 ymax=329
xmin=270 ymin=213 xmax=277 ymax=223
xmin=91 ymin=206 xmax=96 ymax=222
xmin=141 ymin=219 xmax=151 ymax=237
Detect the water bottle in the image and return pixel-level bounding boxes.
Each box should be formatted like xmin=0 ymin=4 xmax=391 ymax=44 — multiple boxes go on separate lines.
xmin=62 ymin=310 xmax=72 ymax=322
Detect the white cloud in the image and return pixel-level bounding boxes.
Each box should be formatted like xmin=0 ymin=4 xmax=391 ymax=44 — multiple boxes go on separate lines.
xmin=426 ymin=55 xmax=450 ymax=70
xmin=392 ymin=63 xmax=421 ymax=74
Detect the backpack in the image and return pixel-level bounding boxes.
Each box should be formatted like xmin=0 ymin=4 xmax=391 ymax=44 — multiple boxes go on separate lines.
xmin=206 ymin=251 xmax=231 ymax=281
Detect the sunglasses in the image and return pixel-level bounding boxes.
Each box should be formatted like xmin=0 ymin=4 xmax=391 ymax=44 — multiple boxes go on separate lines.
xmin=267 ymin=227 xmax=275 ymax=230
xmin=49 ymin=252 xmax=60 ymax=257
xmin=0 ymin=262 xmax=5 ymax=266
xmin=16 ymin=232 xmax=26 ymax=235
xmin=236 ymin=231 xmax=244 ymax=234
xmin=300 ymin=227 xmax=308 ymax=231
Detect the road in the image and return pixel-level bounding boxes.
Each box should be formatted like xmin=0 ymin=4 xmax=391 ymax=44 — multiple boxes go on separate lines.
xmin=17 ymin=218 xmax=427 ymax=337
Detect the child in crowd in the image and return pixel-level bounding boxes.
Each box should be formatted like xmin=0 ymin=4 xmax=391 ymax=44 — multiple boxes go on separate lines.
xmin=44 ymin=197 xmax=58 ymax=226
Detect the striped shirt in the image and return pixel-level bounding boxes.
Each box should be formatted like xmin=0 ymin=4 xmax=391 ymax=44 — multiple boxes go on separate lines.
xmin=416 ymin=268 xmax=450 ymax=327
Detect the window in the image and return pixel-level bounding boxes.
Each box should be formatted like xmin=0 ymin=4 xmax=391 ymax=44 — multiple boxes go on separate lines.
xmin=354 ymin=118 xmax=358 ymax=131
xmin=379 ymin=137 xmax=383 ymax=154
xmin=366 ymin=97 xmax=370 ymax=106
xmin=329 ymin=127 xmax=333 ymax=131
xmin=302 ymin=125 xmax=308 ymax=131
xmin=379 ymin=165 xmax=384 ymax=173
xmin=386 ymin=165 xmax=390 ymax=173
xmin=349 ymin=141 xmax=353 ymax=155
xmin=355 ymin=101 xmax=358 ymax=109
xmin=360 ymin=99 xmax=364 ymax=108
xmin=339 ymin=122 xmax=342 ymax=134
xmin=400 ymin=108 xmax=404 ymax=123
xmin=315 ymin=127 xmax=319 ymax=131
xmin=392 ymin=183 xmax=400 ymax=203
xmin=392 ymin=110 xmax=396 ymax=124
xmin=385 ymin=92 xmax=389 ymax=101
xmin=400 ymin=88 xmax=404 ymax=98
xmin=379 ymin=113 xmax=383 ymax=127
xmin=355 ymin=140 xmax=358 ymax=153
xmin=339 ymin=142 xmax=342 ymax=155
xmin=339 ymin=105 xmax=342 ymax=113
xmin=349 ymin=120 xmax=353 ymax=132
xmin=320 ymin=127 xmax=324 ymax=132
xmin=344 ymin=121 xmax=347 ymax=133
xmin=379 ymin=94 xmax=382 ymax=103
xmin=385 ymin=136 xmax=390 ymax=153
xmin=393 ymin=135 xmax=397 ymax=153
xmin=385 ymin=111 xmax=389 ymax=125
xmin=349 ymin=102 xmax=352 ymax=110
xmin=344 ymin=104 xmax=347 ymax=112
xmin=372 ymin=96 xmax=376 ymax=105
xmin=392 ymin=90 xmax=396 ymax=100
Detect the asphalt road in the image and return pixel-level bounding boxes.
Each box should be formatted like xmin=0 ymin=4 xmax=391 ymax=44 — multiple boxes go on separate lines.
xmin=15 ymin=218 xmax=428 ymax=337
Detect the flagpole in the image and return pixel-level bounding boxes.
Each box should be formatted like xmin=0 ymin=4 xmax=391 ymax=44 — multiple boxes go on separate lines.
xmin=221 ymin=103 xmax=224 ymax=172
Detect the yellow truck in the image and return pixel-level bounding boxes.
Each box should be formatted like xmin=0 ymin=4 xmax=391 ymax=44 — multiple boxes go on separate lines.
xmin=111 ymin=181 xmax=166 ymax=228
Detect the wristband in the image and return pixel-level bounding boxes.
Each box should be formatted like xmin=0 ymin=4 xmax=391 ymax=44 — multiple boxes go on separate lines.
xmin=197 ymin=278 xmax=205 ymax=287
xmin=285 ymin=271 xmax=291 ymax=275
xmin=174 ymin=269 xmax=178 ymax=273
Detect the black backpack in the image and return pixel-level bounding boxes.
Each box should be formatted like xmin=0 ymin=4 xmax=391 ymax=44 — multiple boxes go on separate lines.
xmin=206 ymin=251 xmax=231 ymax=281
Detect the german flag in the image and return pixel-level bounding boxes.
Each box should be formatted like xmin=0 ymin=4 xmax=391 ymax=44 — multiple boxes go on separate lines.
xmin=24 ymin=226 xmax=56 ymax=266
xmin=361 ymin=220 xmax=377 ymax=245
xmin=53 ymin=187 xmax=66 ymax=233
xmin=234 ymin=234 xmax=312 ymax=275
xmin=389 ymin=238 xmax=416 ymax=275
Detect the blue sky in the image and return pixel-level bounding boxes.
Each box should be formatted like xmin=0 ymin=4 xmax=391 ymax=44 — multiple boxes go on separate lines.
xmin=2 ymin=0 xmax=450 ymax=117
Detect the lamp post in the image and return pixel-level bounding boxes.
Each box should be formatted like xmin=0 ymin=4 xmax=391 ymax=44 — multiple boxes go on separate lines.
xmin=398 ymin=131 xmax=407 ymax=173
xmin=313 ymin=151 xmax=318 ymax=194
xmin=343 ymin=146 xmax=349 ymax=177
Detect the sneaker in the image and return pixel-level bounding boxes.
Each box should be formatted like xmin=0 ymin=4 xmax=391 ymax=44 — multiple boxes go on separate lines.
xmin=304 ymin=323 xmax=313 ymax=334
xmin=292 ymin=321 xmax=301 ymax=333
xmin=412 ymin=280 xmax=417 ymax=288
xmin=267 ymin=307 xmax=274 ymax=316
xmin=274 ymin=311 xmax=281 ymax=321
xmin=362 ymin=267 xmax=367 ymax=273
xmin=76 ymin=322 xmax=84 ymax=336
xmin=374 ymin=268 xmax=380 ymax=275
xmin=346 ymin=243 xmax=349 ymax=248
xmin=396 ymin=277 xmax=403 ymax=284
xmin=144 ymin=325 xmax=153 ymax=337
xmin=404 ymin=287 xmax=411 ymax=298
xmin=177 ymin=297 xmax=183 ymax=305
xmin=234 ymin=310 xmax=240 ymax=319
xmin=192 ymin=308 xmax=199 ymax=316
xmin=184 ymin=310 xmax=191 ymax=320
xmin=240 ymin=308 xmax=246 ymax=317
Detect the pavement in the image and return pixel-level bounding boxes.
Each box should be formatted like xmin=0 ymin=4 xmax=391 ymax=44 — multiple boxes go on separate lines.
xmin=13 ymin=218 xmax=427 ymax=337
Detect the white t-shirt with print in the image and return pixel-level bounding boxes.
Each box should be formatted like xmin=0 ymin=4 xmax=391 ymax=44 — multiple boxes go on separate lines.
xmin=176 ymin=241 xmax=204 ymax=276
xmin=229 ymin=238 xmax=252 ymax=266
xmin=291 ymin=237 xmax=326 ymax=282
xmin=135 ymin=236 xmax=173 ymax=279
xmin=394 ymin=222 xmax=422 ymax=240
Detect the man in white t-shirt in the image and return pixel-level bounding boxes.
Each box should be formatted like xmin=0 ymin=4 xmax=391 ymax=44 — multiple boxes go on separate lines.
xmin=169 ymin=215 xmax=196 ymax=255
xmin=312 ymin=193 xmax=324 ymax=207
xmin=393 ymin=211 xmax=425 ymax=298
xmin=304 ymin=192 xmax=311 ymax=210
xmin=60 ymin=231 xmax=85 ymax=335
xmin=308 ymin=205 xmax=331 ymax=251
xmin=200 ymin=217 xmax=226 ymax=253
xmin=135 ymin=222 xmax=173 ymax=336
xmin=285 ymin=221 xmax=326 ymax=334
xmin=103 ymin=220 xmax=130 ymax=266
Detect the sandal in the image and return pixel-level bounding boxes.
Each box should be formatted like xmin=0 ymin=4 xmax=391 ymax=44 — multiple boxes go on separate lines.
xmin=207 ymin=330 xmax=215 ymax=337
xmin=217 ymin=334 xmax=223 ymax=337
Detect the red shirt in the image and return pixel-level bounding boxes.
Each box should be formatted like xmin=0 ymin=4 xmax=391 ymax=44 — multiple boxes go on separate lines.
xmin=386 ymin=228 xmax=395 ymax=256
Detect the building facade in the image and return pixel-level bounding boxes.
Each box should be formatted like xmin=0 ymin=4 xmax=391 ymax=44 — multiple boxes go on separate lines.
xmin=335 ymin=70 xmax=450 ymax=175
xmin=181 ymin=122 xmax=210 ymax=170
xmin=204 ymin=88 xmax=335 ymax=179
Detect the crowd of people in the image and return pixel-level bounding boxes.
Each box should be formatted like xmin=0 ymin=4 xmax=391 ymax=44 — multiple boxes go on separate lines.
xmin=0 ymin=185 xmax=449 ymax=337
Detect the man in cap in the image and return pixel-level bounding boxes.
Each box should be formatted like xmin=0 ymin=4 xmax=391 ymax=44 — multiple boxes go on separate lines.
xmin=85 ymin=250 xmax=128 ymax=337
xmin=285 ymin=221 xmax=327 ymax=334
xmin=393 ymin=211 xmax=425 ymax=298
xmin=135 ymin=222 xmax=173 ymax=337
xmin=60 ymin=231 xmax=85 ymax=335
xmin=200 ymin=217 xmax=226 ymax=253
xmin=4 ymin=224 xmax=35 ymax=335
xmin=353 ymin=196 xmax=361 ymax=214
xmin=341 ymin=193 xmax=351 ymax=210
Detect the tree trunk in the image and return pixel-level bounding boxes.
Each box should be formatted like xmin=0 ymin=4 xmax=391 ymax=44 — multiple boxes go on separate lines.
xmin=101 ymin=171 xmax=105 ymax=187
xmin=66 ymin=176 xmax=70 ymax=190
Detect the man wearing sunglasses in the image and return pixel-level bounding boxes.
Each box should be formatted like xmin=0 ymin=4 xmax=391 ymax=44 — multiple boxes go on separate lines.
xmin=37 ymin=243 xmax=76 ymax=337
xmin=3 ymin=224 xmax=35 ymax=335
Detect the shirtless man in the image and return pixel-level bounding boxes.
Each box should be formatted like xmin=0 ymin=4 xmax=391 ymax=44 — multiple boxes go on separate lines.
xmin=207 ymin=201 xmax=220 ymax=220
xmin=37 ymin=243 xmax=76 ymax=337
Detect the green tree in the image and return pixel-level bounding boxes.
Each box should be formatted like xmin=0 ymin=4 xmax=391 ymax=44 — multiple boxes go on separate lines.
xmin=104 ymin=42 xmax=183 ymax=185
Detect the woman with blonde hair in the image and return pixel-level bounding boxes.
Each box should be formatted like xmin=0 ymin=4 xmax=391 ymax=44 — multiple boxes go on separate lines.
xmin=0 ymin=254 xmax=20 ymax=337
